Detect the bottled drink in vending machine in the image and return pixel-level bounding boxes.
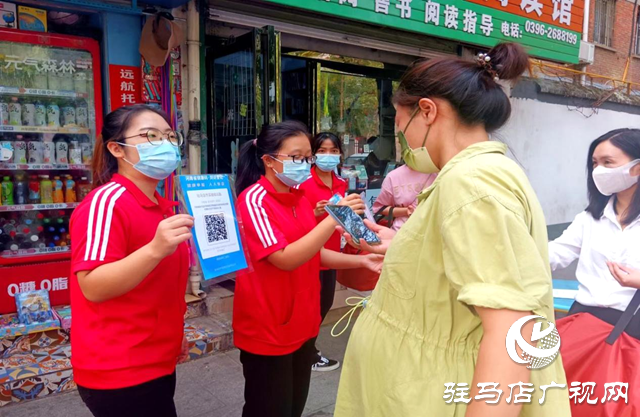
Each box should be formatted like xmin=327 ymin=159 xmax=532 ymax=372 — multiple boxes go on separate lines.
xmin=0 ymin=97 xmax=9 ymax=125
xmin=21 ymin=99 xmax=35 ymax=126
xmin=34 ymin=101 xmax=46 ymax=126
xmin=64 ymin=175 xmax=76 ymax=203
xmin=54 ymin=136 xmax=69 ymax=164
xmin=27 ymin=137 xmax=44 ymax=164
xmin=61 ymin=101 xmax=76 ymax=127
xmin=77 ymin=177 xmax=91 ymax=201
xmin=28 ymin=175 xmax=40 ymax=203
xmin=69 ymin=140 xmax=82 ymax=165
xmin=40 ymin=175 xmax=53 ymax=204
xmin=8 ymin=97 xmax=21 ymax=126
xmin=75 ymin=100 xmax=88 ymax=128
xmin=79 ymin=135 xmax=92 ymax=165
xmin=1 ymin=176 xmax=13 ymax=205
xmin=0 ymin=136 xmax=13 ymax=163
xmin=14 ymin=174 xmax=27 ymax=205
xmin=43 ymin=140 xmax=54 ymax=164
xmin=52 ymin=176 xmax=64 ymax=204
xmin=13 ymin=136 xmax=27 ymax=164
xmin=47 ymin=100 xmax=61 ymax=127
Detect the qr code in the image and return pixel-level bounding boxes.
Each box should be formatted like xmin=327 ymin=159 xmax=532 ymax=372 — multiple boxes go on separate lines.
xmin=204 ymin=213 xmax=228 ymax=243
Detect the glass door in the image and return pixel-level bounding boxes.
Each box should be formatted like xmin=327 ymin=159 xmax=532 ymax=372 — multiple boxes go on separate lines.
xmin=207 ymin=26 xmax=281 ymax=176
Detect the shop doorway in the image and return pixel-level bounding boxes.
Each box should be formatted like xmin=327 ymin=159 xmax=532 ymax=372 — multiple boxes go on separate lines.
xmin=206 ymin=27 xmax=407 ymax=201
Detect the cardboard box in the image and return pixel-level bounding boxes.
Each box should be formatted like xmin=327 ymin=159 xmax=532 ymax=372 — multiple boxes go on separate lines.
xmin=53 ymin=306 xmax=71 ymax=331
xmin=18 ymin=5 xmax=46 ymax=32
xmin=0 ymin=2 xmax=16 ymax=29
xmin=0 ymin=313 xmax=59 ymax=338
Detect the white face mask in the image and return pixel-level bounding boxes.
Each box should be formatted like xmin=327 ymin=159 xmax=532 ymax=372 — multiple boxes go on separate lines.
xmin=592 ymin=159 xmax=640 ymax=196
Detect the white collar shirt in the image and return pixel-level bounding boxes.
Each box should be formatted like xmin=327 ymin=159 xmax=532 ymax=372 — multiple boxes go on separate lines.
xmin=549 ymin=198 xmax=640 ymax=312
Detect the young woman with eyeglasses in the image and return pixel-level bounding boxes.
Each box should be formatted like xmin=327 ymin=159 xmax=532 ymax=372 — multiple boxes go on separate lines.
xmin=70 ymin=104 xmax=191 ymax=417
xmin=234 ymin=121 xmax=381 ymax=417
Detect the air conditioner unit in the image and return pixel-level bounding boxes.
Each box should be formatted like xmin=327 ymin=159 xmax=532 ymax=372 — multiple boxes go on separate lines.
xmin=579 ymin=41 xmax=595 ymax=64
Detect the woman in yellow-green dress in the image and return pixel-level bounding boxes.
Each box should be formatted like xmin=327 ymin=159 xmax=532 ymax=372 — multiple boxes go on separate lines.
xmin=334 ymin=43 xmax=571 ymax=417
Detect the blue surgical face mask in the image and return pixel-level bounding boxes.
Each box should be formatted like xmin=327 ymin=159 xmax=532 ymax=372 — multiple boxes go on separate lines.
xmin=315 ymin=154 xmax=341 ymax=172
xmin=118 ymin=140 xmax=181 ymax=180
xmin=271 ymin=157 xmax=311 ymax=187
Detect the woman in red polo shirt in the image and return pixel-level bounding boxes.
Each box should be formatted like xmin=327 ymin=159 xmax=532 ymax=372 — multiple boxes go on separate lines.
xmin=70 ymin=104 xmax=191 ymax=417
xmin=234 ymin=121 xmax=379 ymax=417
xmin=298 ymin=132 xmax=347 ymax=373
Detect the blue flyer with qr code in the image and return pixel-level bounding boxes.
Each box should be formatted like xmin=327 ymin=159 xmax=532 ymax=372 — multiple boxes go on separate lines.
xmin=178 ymin=175 xmax=248 ymax=280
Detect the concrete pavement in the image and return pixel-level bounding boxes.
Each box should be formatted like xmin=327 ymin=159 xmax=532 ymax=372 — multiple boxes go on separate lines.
xmin=0 ymin=325 xmax=350 ymax=417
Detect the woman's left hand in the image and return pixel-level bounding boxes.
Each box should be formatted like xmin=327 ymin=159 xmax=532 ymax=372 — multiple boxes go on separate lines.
xmin=607 ymin=261 xmax=640 ymax=289
xmin=361 ymin=253 xmax=385 ymax=274
xmin=177 ymin=335 xmax=190 ymax=364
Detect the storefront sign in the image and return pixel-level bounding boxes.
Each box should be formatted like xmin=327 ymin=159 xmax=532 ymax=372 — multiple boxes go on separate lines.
xmin=108 ymin=64 xmax=141 ymax=111
xmin=262 ymin=0 xmax=583 ymax=63
xmin=177 ymin=175 xmax=248 ymax=281
xmin=0 ymin=261 xmax=70 ymax=314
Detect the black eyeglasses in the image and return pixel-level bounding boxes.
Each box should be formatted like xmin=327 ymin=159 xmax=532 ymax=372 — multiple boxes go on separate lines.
xmin=272 ymin=154 xmax=317 ymax=164
xmin=123 ymin=128 xmax=183 ymax=147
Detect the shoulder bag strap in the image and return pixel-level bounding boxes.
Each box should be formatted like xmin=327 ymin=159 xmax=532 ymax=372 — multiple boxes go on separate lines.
xmin=605 ymin=289 xmax=640 ymax=345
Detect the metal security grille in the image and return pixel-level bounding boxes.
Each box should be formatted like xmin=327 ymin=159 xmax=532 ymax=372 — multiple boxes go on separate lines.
xmin=214 ymin=50 xmax=256 ymax=138
xmin=594 ymin=0 xmax=616 ymax=47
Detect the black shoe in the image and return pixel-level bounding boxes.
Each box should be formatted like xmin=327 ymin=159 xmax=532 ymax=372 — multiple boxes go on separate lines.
xmin=311 ymin=355 xmax=340 ymax=372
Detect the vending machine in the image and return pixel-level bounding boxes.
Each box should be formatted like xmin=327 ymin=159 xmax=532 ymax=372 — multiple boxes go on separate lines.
xmin=0 ymin=29 xmax=102 ymax=310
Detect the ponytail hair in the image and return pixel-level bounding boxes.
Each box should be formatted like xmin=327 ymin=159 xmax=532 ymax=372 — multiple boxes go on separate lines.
xmin=394 ymin=42 xmax=530 ymax=132
xmin=92 ymin=104 xmax=171 ymax=187
xmin=236 ymin=121 xmax=311 ymax=195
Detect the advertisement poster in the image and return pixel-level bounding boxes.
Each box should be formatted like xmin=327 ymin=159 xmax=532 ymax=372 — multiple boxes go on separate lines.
xmin=178 ymin=175 xmax=248 ymax=280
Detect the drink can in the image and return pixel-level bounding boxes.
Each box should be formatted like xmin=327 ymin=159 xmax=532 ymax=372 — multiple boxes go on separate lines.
xmin=13 ymin=141 xmax=26 ymax=164
xmin=28 ymin=141 xmax=44 ymax=164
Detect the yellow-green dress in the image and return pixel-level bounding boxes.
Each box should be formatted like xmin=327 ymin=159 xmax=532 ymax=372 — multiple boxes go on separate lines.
xmin=334 ymin=142 xmax=571 ymax=417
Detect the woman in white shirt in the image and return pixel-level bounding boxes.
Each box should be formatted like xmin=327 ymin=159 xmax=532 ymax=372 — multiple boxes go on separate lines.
xmin=550 ymin=128 xmax=640 ymax=416
xmin=550 ymin=128 xmax=640 ymax=330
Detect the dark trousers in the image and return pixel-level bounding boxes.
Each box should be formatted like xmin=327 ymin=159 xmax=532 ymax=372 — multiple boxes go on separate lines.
xmin=77 ymin=372 xmax=177 ymax=417
xmin=311 ymin=269 xmax=337 ymax=360
xmin=569 ymin=301 xmax=640 ymax=340
xmin=240 ymin=339 xmax=316 ymax=417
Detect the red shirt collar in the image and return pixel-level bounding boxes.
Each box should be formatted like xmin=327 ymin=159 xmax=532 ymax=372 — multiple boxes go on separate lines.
xmin=112 ymin=174 xmax=178 ymax=211
xmin=311 ymin=167 xmax=345 ymax=193
xmin=258 ymin=176 xmax=304 ymax=207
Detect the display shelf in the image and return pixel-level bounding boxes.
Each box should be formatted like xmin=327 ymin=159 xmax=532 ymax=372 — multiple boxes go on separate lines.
xmin=0 ymin=202 xmax=79 ymax=213
xmin=1 ymin=246 xmax=70 ymax=258
xmin=0 ymin=163 xmax=90 ymax=171
xmin=0 ymin=125 xmax=90 ymax=134
xmin=0 ymin=86 xmax=88 ymax=99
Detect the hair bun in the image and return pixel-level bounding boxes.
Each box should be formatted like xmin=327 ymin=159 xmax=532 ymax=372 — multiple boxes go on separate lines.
xmin=485 ymin=43 xmax=530 ymax=81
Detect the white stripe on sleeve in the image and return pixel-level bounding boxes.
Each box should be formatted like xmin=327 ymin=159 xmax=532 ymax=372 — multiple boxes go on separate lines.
xmin=84 ymin=182 xmax=118 ymax=262
xmin=98 ymin=186 xmax=127 ymax=261
xmin=245 ymin=185 xmax=268 ymax=248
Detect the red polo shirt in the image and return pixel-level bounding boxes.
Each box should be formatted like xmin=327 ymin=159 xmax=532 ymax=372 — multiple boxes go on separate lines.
xmin=298 ymin=167 xmax=347 ymax=253
xmin=234 ymin=176 xmax=321 ymax=355
xmin=70 ymin=174 xmax=189 ymax=389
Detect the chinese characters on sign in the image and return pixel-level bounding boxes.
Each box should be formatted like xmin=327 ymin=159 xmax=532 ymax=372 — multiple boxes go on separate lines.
xmin=7 ymin=278 xmax=68 ymax=296
xmin=266 ymin=0 xmax=583 ymax=63
xmin=2 ymin=56 xmax=91 ymax=73
xmin=444 ymin=381 xmax=629 ymax=405
xmin=108 ymin=64 xmax=141 ymax=111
